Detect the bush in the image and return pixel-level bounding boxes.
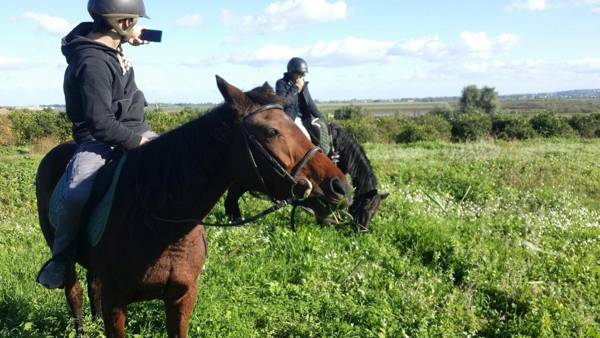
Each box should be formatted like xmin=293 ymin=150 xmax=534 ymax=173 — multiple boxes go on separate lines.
xmin=428 ymin=106 xmax=456 ymax=121
xmin=0 ymin=115 xmax=16 ymax=146
xmin=451 ymin=113 xmax=492 ymax=141
xmin=396 ymin=123 xmax=438 ymax=143
xmin=9 ymin=110 xmax=70 ymax=145
xmin=415 ymin=114 xmax=453 ymax=141
xmin=374 ymin=116 xmax=411 ymax=143
xmin=568 ymin=113 xmax=600 ymax=138
xmin=333 ymin=105 xmax=367 ymax=120
xmin=529 ymin=112 xmax=575 ymax=137
xmin=492 ymin=115 xmax=537 ymax=140
xmin=336 ymin=116 xmax=379 ymax=143
xmin=145 ymin=109 xmax=205 ymax=133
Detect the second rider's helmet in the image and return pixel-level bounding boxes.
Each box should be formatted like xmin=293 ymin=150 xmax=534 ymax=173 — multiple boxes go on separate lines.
xmin=287 ymin=57 xmax=309 ymax=75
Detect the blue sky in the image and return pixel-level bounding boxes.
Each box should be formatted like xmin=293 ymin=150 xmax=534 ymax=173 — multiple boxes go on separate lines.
xmin=1 ymin=0 xmax=599 ymax=105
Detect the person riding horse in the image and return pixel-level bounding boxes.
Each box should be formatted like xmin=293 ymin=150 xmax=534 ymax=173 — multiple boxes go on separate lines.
xmin=37 ymin=0 xmax=158 ymax=289
xmin=276 ymin=57 xmax=334 ymax=157
xmin=224 ymin=58 xmax=388 ymax=231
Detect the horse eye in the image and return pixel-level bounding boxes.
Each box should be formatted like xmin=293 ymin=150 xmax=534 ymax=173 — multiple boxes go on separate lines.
xmin=266 ymin=128 xmax=280 ymax=138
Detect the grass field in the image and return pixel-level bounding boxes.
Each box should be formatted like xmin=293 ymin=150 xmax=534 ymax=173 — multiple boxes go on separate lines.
xmin=1 ymin=140 xmax=599 ymax=337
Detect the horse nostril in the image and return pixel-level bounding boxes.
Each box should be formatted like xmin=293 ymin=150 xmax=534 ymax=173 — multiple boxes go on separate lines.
xmin=330 ymin=177 xmax=346 ymax=196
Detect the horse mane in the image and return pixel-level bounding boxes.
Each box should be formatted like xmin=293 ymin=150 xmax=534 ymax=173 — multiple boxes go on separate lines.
xmin=330 ymin=123 xmax=378 ymax=196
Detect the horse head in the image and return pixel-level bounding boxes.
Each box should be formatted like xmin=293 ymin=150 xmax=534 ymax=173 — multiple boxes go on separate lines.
xmin=349 ymin=189 xmax=389 ymax=231
xmin=216 ymin=75 xmax=352 ymax=211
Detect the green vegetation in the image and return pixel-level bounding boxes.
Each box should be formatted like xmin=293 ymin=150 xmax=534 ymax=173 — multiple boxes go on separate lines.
xmin=1 ymin=139 xmax=599 ymax=337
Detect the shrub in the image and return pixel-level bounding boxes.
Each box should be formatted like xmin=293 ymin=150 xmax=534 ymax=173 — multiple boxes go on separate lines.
xmin=492 ymin=114 xmax=537 ymax=140
xmin=9 ymin=110 xmax=70 ymax=145
xmin=333 ymin=105 xmax=367 ymax=120
xmin=146 ymin=109 xmax=205 ymax=133
xmin=336 ymin=116 xmax=379 ymax=143
xmin=396 ymin=123 xmax=438 ymax=143
xmin=428 ymin=106 xmax=456 ymax=121
xmin=415 ymin=114 xmax=453 ymax=141
xmin=568 ymin=113 xmax=600 ymax=138
xmin=374 ymin=116 xmax=411 ymax=143
xmin=0 ymin=115 xmax=16 ymax=146
xmin=529 ymin=112 xmax=575 ymax=137
xmin=451 ymin=113 xmax=492 ymax=141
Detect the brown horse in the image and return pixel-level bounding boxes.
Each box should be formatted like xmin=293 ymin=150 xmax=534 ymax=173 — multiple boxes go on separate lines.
xmin=36 ymin=76 xmax=352 ymax=337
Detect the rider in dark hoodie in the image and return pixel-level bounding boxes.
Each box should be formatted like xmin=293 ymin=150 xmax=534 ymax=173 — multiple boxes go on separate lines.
xmin=37 ymin=0 xmax=157 ymax=289
xmin=276 ymin=57 xmax=333 ymax=156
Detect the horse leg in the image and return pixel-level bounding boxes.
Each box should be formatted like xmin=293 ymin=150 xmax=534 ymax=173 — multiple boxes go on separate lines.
xmin=64 ymin=263 xmax=84 ymax=337
xmin=87 ymin=270 xmax=102 ymax=319
xmin=164 ymin=279 xmax=198 ymax=338
xmin=224 ymin=183 xmax=245 ymax=221
xmin=101 ymin=290 xmax=127 ymax=338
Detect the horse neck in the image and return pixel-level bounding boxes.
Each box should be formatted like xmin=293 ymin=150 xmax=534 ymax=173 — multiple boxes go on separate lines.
xmin=333 ymin=124 xmax=378 ymax=196
xmin=123 ymin=108 xmax=235 ymax=221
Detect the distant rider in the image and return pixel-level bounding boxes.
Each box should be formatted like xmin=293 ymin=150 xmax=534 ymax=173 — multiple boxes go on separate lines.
xmin=276 ymin=57 xmax=333 ymax=156
xmin=37 ymin=0 xmax=158 ymax=289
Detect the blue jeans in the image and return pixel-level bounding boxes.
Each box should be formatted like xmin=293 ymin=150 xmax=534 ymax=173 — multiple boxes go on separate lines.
xmin=51 ymin=131 xmax=158 ymax=257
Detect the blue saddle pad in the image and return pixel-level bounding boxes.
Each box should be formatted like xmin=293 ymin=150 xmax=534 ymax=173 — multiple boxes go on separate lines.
xmin=49 ymin=153 xmax=128 ymax=247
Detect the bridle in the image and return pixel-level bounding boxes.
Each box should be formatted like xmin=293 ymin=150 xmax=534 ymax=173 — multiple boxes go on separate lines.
xmin=240 ymin=104 xmax=321 ymax=202
xmin=152 ymin=104 xmax=324 ymax=227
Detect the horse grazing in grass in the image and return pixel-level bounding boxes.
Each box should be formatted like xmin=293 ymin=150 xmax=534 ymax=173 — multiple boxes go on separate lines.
xmin=225 ymin=122 xmax=388 ymax=231
xmin=36 ymin=76 xmax=352 ymax=338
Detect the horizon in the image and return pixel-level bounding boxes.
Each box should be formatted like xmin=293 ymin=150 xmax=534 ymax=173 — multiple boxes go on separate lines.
xmin=1 ymin=0 xmax=600 ymax=105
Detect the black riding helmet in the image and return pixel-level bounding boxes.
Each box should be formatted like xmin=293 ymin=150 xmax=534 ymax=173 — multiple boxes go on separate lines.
xmin=287 ymin=57 xmax=309 ymax=74
xmin=88 ymin=0 xmax=149 ymax=19
xmin=88 ymin=0 xmax=149 ymax=39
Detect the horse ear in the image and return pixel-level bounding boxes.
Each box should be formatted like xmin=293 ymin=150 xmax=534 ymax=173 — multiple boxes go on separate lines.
xmin=262 ymin=81 xmax=274 ymax=93
xmin=379 ymin=192 xmax=390 ymax=200
xmin=216 ymin=75 xmax=250 ymax=114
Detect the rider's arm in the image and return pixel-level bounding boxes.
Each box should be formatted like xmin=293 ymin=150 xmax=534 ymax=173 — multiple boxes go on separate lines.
xmin=276 ymin=78 xmax=297 ymax=101
xmin=78 ymin=60 xmax=142 ymax=149
xmin=300 ymin=84 xmax=322 ymax=119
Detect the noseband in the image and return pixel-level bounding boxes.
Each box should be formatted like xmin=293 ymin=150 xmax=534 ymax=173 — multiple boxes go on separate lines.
xmin=241 ymin=104 xmax=321 ymax=201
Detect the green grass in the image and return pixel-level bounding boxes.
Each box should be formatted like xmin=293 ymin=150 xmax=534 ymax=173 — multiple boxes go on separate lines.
xmin=1 ymin=140 xmax=599 ymax=337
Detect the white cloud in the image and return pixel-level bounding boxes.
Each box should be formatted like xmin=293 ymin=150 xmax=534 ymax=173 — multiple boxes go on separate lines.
xmin=222 ymin=37 xmax=395 ymax=67
xmin=507 ymin=0 xmax=550 ymax=10
xmin=450 ymin=58 xmax=600 ymax=77
xmin=176 ymin=14 xmax=203 ymax=28
xmin=389 ymin=36 xmax=449 ymax=60
xmin=197 ymin=32 xmax=520 ymax=68
xmin=22 ymin=12 xmax=71 ymax=35
xmin=497 ymin=33 xmax=521 ymax=51
xmin=460 ymin=32 xmax=493 ymax=58
xmin=223 ymin=0 xmax=348 ymax=33
xmin=506 ymin=0 xmax=600 ymax=11
xmin=0 ymin=53 xmax=27 ymax=70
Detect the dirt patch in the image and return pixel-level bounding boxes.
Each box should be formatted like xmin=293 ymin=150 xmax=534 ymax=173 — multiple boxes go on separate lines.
xmin=0 ymin=108 xmax=9 ymax=115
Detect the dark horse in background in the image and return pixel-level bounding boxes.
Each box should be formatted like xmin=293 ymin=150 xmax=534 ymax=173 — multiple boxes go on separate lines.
xmin=36 ymin=76 xmax=352 ymax=338
xmin=225 ymin=122 xmax=388 ymax=231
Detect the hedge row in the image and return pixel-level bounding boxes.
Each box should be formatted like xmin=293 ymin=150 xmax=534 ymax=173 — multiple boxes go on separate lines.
xmin=1 ymin=109 xmax=206 ymax=146
xmin=2 ymin=108 xmax=600 ymax=147
xmin=335 ymin=107 xmax=600 ymax=143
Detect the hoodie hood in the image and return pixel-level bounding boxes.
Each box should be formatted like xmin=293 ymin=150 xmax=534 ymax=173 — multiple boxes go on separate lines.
xmin=61 ymin=22 xmax=117 ymax=64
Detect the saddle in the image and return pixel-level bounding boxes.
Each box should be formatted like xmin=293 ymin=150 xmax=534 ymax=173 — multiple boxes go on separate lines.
xmin=49 ymin=150 xmax=128 ymax=247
